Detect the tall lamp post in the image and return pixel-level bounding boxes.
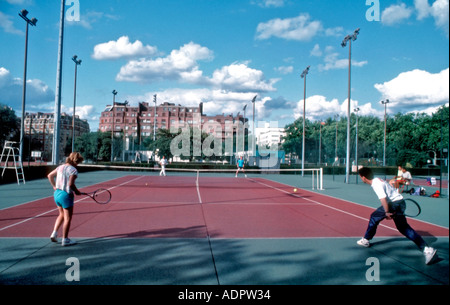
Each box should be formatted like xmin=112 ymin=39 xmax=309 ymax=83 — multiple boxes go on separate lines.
xmin=243 ymin=104 xmax=247 ymax=155
xmin=300 ymin=66 xmax=310 ymax=176
xmin=381 ymin=99 xmax=390 ymax=167
xmin=153 ymin=94 xmax=157 ymax=141
xmin=334 ymin=114 xmax=339 ymax=164
xmin=354 ymin=107 xmax=360 ymax=183
xmin=52 ymin=0 xmax=65 ymax=165
xmin=319 ymin=122 xmax=325 ymax=165
xmin=18 ymin=9 xmax=37 ymax=163
xmin=71 ymin=55 xmax=82 ymax=152
xmin=111 ymin=90 xmax=117 ymax=162
xmin=251 ymin=95 xmax=257 ymax=165
xmin=341 ymin=28 xmax=360 ymax=183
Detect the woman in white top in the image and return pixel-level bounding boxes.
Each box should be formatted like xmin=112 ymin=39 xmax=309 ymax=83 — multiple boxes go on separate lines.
xmin=47 ymin=152 xmax=84 ymax=246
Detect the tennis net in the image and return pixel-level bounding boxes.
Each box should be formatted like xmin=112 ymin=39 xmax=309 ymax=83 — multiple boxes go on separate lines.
xmin=78 ymin=164 xmax=324 ymax=190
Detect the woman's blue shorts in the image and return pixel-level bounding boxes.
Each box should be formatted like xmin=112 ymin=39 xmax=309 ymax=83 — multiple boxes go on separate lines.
xmin=54 ymin=189 xmax=74 ymax=209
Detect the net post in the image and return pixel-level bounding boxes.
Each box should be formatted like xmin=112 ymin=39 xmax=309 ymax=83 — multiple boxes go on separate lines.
xmin=316 ymin=169 xmax=319 ymax=191
xmin=320 ymin=168 xmax=324 ymax=190
xmin=312 ymin=169 xmax=315 ymax=190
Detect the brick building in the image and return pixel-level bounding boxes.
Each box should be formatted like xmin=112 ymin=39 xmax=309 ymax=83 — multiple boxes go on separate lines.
xmin=98 ymin=101 xmax=247 ymax=145
xmin=23 ymin=112 xmax=90 ymax=161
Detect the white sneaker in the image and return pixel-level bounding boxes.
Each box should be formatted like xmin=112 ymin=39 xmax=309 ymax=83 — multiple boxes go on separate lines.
xmin=424 ymin=247 xmax=437 ymax=265
xmin=62 ymin=238 xmax=77 ymax=247
xmin=357 ymin=238 xmax=370 ymax=248
xmin=50 ymin=231 xmax=58 ymax=242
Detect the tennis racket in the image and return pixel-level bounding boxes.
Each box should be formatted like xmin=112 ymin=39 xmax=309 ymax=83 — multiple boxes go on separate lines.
xmin=81 ymin=189 xmax=112 ymax=204
xmin=402 ymin=198 xmax=421 ymax=217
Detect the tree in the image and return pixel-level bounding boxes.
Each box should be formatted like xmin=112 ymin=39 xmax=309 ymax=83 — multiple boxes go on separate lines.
xmin=152 ymin=128 xmax=178 ymax=160
xmin=152 ymin=127 xmax=215 ymax=161
xmin=280 ymin=106 xmax=449 ymax=168
xmin=0 ymin=104 xmax=19 ymax=145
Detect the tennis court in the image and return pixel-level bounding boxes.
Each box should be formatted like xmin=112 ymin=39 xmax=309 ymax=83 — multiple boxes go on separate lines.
xmin=0 ymin=167 xmax=448 ymax=285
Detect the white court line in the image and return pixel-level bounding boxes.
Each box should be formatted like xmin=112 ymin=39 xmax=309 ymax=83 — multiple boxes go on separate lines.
xmin=203 ymin=202 xmax=318 ymax=206
xmin=254 ymin=177 xmax=449 ymax=231
xmin=106 ymin=201 xmax=200 ymax=205
xmin=196 ymin=171 xmax=203 ymax=204
xmin=252 ymin=179 xmax=400 ymax=233
xmin=0 ymin=176 xmax=143 ymax=232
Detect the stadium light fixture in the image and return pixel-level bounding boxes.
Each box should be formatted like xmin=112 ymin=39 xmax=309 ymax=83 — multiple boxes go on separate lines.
xmin=52 ymin=0 xmax=66 ymax=165
xmin=341 ymin=28 xmax=360 ymax=184
xmin=300 ymin=66 xmax=310 ymax=176
xmin=354 ymin=107 xmax=360 ymax=183
xmin=111 ymin=90 xmax=118 ymax=162
xmin=71 ymin=55 xmax=82 ymax=152
xmin=251 ymin=95 xmax=257 ymax=164
xmin=18 ymin=9 xmax=37 ymax=163
xmin=381 ymin=99 xmax=390 ymax=167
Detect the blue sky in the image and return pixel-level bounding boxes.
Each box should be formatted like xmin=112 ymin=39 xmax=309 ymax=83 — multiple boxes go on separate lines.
xmin=1 ymin=0 xmax=448 ymax=132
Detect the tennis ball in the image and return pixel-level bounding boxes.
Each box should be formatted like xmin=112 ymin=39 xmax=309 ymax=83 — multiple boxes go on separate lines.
xmin=293 ymin=188 xmax=297 ymax=192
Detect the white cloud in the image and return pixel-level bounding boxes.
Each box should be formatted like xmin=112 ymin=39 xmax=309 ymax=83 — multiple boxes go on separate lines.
xmin=253 ymin=0 xmax=286 ymax=8
xmin=116 ymin=43 xmax=277 ymax=93
xmin=428 ymin=0 xmax=449 ymax=33
xmin=0 ymin=12 xmax=23 ymax=35
xmin=318 ymin=48 xmax=368 ymax=71
xmin=310 ymin=44 xmax=322 ymax=57
xmin=415 ymin=0 xmax=433 ymax=19
xmin=275 ymin=66 xmax=294 ymax=74
xmin=116 ymin=42 xmax=212 ymax=83
xmin=0 ymin=67 xmax=54 ymax=110
xmin=293 ymin=95 xmax=382 ymax=121
xmin=415 ymin=0 xmax=449 ymax=28
xmin=374 ymin=68 xmax=449 ymax=113
xmin=5 ymin=0 xmax=29 ymax=4
xmin=210 ymin=62 xmax=279 ymax=92
xmin=92 ymin=36 xmax=158 ymax=60
xmin=294 ymin=95 xmax=340 ymax=120
xmin=63 ymin=105 xmax=96 ymax=121
xmin=68 ymin=11 xmax=119 ymax=30
xmin=381 ymin=3 xmax=414 ymax=26
xmin=256 ymin=13 xmax=323 ymax=41
xmin=383 ymin=0 xmax=449 ymax=33
xmin=129 ymin=88 xmax=261 ymax=119
xmin=324 ymin=27 xmax=344 ymax=37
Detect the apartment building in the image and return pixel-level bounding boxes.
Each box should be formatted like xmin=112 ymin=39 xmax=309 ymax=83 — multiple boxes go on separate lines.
xmin=23 ymin=112 xmax=90 ymax=161
xmin=98 ymin=101 xmax=247 ymax=143
xmin=256 ymin=122 xmax=286 ymax=149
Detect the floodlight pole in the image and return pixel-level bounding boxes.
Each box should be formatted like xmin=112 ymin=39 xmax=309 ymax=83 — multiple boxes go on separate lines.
xmin=52 ymin=0 xmax=65 ymax=165
xmin=153 ymin=94 xmax=157 ymax=141
xmin=381 ymin=99 xmax=390 ymax=167
xmin=300 ymin=66 xmax=310 ymax=176
xmin=18 ymin=9 xmax=37 ymax=163
xmin=71 ymin=55 xmax=82 ymax=152
xmin=319 ymin=122 xmax=325 ymax=165
xmin=111 ymin=90 xmax=117 ymax=162
xmin=354 ymin=107 xmax=360 ymax=183
xmin=243 ymin=104 xmax=247 ymax=155
xmin=252 ymin=95 xmax=257 ymax=165
xmin=342 ymin=28 xmax=360 ymax=184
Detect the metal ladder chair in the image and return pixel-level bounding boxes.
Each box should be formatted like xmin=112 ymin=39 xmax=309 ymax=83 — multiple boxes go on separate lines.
xmin=1 ymin=141 xmax=26 ymax=185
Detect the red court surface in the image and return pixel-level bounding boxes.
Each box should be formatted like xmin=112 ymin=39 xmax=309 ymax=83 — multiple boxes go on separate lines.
xmin=1 ymin=175 xmax=448 ymax=240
